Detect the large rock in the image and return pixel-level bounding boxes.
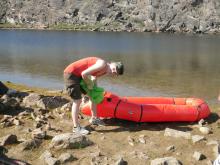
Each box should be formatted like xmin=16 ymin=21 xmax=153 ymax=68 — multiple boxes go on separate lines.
xmin=37 ymin=96 xmax=69 ymax=109
xmin=23 ymin=94 xmax=68 ymax=109
xmin=0 ymin=134 xmax=18 ymax=146
xmin=50 ymin=133 xmax=92 ymax=150
xmin=22 ymin=93 xmax=42 ymax=107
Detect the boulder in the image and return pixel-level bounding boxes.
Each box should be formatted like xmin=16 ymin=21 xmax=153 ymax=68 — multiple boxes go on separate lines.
xmin=50 ymin=133 xmax=92 ymax=150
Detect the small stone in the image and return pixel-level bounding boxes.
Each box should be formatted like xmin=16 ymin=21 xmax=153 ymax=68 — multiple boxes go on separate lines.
xmin=166 ymin=145 xmax=175 ymax=152
xmin=127 ymin=136 xmax=134 ymax=146
xmin=138 ymin=152 xmax=149 ymax=160
xmin=90 ymin=151 xmax=101 ymax=157
xmin=193 ymin=151 xmax=206 ymax=161
xmin=138 ymin=135 xmax=146 ymax=144
xmin=31 ymin=128 xmax=46 ymax=139
xmin=199 ymin=127 xmax=211 ymax=134
xmin=40 ymin=150 xmax=60 ymax=165
xmin=100 ymin=136 xmax=105 ymax=140
xmin=58 ymin=153 xmax=74 ymax=163
xmin=206 ymin=140 xmax=219 ymax=145
xmin=192 ymin=135 xmax=205 ymax=143
xmin=115 ymin=157 xmax=127 ymax=165
xmin=198 ymin=119 xmax=205 ymax=126
xmin=13 ymin=119 xmax=21 ymax=126
xmin=164 ymin=128 xmax=191 ymax=139
xmin=151 ymin=157 xmax=181 ymax=165
xmin=176 ymin=152 xmax=182 ymax=156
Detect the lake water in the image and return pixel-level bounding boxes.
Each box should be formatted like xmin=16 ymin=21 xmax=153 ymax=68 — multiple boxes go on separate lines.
xmin=0 ymin=29 xmax=220 ymax=105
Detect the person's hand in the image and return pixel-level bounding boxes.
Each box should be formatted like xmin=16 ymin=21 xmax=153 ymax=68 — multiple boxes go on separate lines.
xmin=90 ymin=75 xmax=96 ymax=83
xmin=218 ymin=94 xmax=220 ymax=101
xmin=87 ymin=75 xmax=96 ymax=90
xmin=87 ymin=82 xmax=94 ymax=90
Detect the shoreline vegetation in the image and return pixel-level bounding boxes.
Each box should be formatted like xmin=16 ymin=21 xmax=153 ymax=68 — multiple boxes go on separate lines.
xmin=3 ymin=81 xmax=65 ymax=97
xmin=0 ymin=23 xmax=105 ymax=32
xmin=1 ymin=22 xmax=220 ymax=35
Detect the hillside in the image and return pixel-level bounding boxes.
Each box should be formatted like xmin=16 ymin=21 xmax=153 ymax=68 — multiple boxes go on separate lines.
xmin=0 ymin=0 xmax=220 ymax=33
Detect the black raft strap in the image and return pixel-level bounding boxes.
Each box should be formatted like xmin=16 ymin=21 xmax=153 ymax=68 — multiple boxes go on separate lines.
xmin=114 ymin=100 xmax=122 ymax=118
xmin=138 ymin=104 xmax=143 ymax=122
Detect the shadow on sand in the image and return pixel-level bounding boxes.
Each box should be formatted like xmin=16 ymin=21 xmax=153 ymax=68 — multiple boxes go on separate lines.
xmin=87 ymin=112 xmax=219 ymax=133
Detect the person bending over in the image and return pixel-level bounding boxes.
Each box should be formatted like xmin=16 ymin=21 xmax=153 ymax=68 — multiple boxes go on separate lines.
xmin=63 ymin=57 xmax=124 ymax=135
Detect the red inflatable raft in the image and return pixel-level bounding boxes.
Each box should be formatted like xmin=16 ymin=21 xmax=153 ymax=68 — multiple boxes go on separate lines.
xmin=81 ymin=91 xmax=211 ymax=122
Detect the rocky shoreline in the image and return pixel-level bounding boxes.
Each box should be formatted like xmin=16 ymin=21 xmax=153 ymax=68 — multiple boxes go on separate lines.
xmin=1 ymin=0 xmax=220 ymax=34
xmin=0 ymin=82 xmax=220 ymax=164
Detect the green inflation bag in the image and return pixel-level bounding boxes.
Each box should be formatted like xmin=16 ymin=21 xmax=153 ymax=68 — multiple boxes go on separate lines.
xmin=80 ymin=79 xmax=104 ymax=104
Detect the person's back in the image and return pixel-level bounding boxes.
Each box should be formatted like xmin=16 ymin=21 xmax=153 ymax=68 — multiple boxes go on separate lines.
xmin=64 ymin=57 xmax=99 ymax=77
xmin=63 ymin=57 xmax=124 ymax=135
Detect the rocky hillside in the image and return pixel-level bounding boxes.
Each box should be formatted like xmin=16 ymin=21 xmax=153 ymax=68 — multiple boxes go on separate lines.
xmin=0 ymin=0 xmax=220 ymax=33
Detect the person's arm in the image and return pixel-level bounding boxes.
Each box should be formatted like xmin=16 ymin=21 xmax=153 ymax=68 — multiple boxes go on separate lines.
xmin=81 ymin=59 xmax=106 ymax=88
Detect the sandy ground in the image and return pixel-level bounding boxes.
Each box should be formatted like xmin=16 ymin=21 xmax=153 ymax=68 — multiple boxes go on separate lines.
xmin=0 ymin=110 xmax=219 ymax=165
xmin=0 ymin=83 xmax=220 ymax=165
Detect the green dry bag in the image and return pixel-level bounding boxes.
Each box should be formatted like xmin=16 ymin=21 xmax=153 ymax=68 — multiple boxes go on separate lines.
xmin=80 ymin=79 xmax=104 ymax=104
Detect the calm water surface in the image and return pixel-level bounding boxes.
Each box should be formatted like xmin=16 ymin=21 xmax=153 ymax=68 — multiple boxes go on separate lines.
xmin=0 ymin=29 xmax=220 ymax=105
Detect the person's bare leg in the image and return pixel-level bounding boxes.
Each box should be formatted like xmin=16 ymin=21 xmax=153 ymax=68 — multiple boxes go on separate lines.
xmin=72 ymin=99 xmax=89 ymax=134
xmin=72 ymin=99 xmax=81 ymax=127
xmin=89 ymin=100 xmax=105 ymax=126
xmin=90 ymin=100 xmax=97 ymax=119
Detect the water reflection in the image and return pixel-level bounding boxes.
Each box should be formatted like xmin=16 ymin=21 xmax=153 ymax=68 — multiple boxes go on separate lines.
xmin=0 ymin=30 xmax=220 ymax=103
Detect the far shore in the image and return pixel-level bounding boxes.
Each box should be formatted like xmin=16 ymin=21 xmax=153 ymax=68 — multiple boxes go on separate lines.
xmin=3 ymin=81 xmax=65 ymax=98
xmin=1 ymin=23 xmax=220 ymax=35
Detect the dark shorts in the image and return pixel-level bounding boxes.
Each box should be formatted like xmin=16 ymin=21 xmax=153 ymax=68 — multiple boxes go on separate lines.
xmin=63 ymin=73 xmax=86 ymax=100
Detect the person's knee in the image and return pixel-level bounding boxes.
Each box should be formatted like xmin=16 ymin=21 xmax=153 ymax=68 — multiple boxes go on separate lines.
xmin=72 ymin=99 xmax=82 ymax=106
